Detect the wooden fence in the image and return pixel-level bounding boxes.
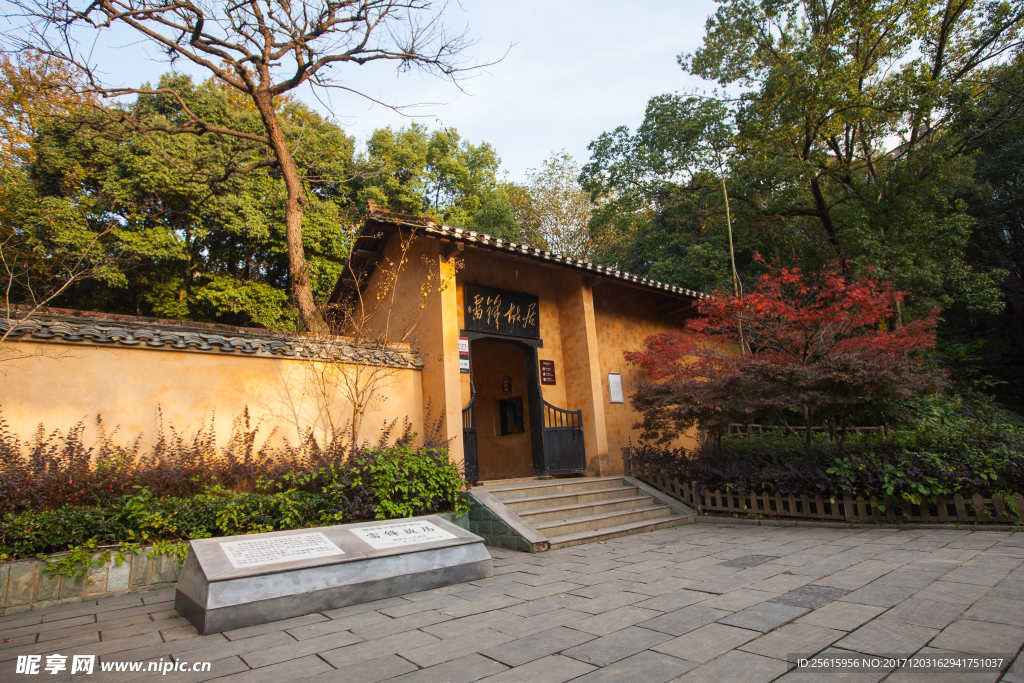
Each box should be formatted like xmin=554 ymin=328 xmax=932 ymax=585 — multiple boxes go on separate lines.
xmin=622 ymin=448 xmax=1024 ymax=525
xmin=727 ymin=423 xmax=886 ymax=438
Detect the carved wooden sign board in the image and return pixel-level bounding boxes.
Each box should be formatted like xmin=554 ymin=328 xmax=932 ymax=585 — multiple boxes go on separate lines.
xmin=464 ymin=284 xmax=540 ymax=339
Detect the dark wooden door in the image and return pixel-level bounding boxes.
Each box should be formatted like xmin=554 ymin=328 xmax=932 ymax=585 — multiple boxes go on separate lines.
xmin=462 ymin=396 xmax=479 ymax=482
xmin=541 ymin=401 xmax=586 ymax=474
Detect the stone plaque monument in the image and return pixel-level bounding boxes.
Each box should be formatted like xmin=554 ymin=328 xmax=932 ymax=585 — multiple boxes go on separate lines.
xmin=175 ymin=516 xmax=491 ymax=635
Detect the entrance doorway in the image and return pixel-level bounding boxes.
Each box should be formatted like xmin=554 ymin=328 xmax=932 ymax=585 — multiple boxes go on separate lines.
xmin=461 ymin=334 xmax=587 ymax=482
xmin=466 ymin=340 xmax=537 ymax=480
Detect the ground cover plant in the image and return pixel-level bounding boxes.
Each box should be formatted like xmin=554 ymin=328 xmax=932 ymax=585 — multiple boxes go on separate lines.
xmin=0 ymin=408 xmax=469 ymax=562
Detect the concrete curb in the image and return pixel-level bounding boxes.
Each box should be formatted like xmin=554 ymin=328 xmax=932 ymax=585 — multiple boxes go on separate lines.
xmin=695 ymin=515 xmax=1024 ymax=532
xmin=624 ymin=476 xmax=698 ymax=522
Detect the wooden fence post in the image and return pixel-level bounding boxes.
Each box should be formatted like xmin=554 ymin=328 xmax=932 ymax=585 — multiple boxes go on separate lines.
xmin=843 ymin=494 xmax=855 ymax=522
xmin=954 ymin=494 xmax=968 ymax=522
xmin=973 ymin=494 xmax=991 ymax=523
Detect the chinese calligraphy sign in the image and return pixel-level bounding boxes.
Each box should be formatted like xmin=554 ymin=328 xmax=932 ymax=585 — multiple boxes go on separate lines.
xmin=350 ymin=521 xmax=458 ymax=550
xmin=464 ymin=284 xmax=540 ymax=339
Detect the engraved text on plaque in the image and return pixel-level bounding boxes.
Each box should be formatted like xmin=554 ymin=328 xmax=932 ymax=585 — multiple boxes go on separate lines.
xmin=220 ymin=532 xmax=344 ymax=569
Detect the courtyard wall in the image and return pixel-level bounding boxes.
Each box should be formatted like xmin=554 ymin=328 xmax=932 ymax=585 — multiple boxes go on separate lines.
xmin=0 ymin=311 xmax=424 ymax=454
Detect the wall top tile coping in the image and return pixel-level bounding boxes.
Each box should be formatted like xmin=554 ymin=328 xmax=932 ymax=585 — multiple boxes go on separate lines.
xmin=1 ymin=308 xmax=423 ymax=368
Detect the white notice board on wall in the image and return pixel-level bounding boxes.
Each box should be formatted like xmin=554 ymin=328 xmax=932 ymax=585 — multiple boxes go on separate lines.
xmin=608 ymin=373 xmax=624 ymax=403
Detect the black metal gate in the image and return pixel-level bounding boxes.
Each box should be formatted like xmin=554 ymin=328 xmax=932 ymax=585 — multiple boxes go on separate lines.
xmin=462 ymin=396 xmax=479 ymax=482
xmin=541 ymin=400 xmax=585 ymax=474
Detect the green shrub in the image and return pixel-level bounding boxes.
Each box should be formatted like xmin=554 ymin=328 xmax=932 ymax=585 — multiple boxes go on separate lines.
xmin=1 ymin=432 xmax=469 ymax=561
xmin=350 ymin=445 xmax=470 ymax=520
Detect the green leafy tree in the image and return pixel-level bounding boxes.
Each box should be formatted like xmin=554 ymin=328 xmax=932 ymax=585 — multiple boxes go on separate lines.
xmin=0 ymin=53 xmax=120 ymax=362
xmin=583 ymin=0 xmax=1024 ymax=319
xmin=943 ymin=52 xmax=1024 ymax=410
xmin=358 ymin=124 xmax=431 ymax=215
xmin=515 ymin=151 xmax=596 ymax=259
xmin=356 ymin=123 xmax=508 ymax=228
xmin=424 ymin=127 xmax=502 ymax=226
xmin=470 ymin=185 xmax=521 ymax=242
xmin=581 ymin=95 xmax=744 ymax=292
xmin=25 ymin=75 xmax=354 ymax=328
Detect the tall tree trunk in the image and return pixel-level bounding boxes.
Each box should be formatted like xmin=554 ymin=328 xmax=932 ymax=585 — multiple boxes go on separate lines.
xmin=251 ymin=88 xmax=327 ymax=334
xmin=809 ymin=176 xmax=839 ymax=252
xmin=351 ymin=401 xmax=362 ymax=455
xmin=803 ymin=405 xmax=813 ymax=451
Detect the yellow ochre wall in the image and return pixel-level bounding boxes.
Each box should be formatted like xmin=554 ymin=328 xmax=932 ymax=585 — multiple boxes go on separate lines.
xmin=0 ymin=341 xmax=423 ymax=454
xmin=2 ymin=235 xmax=695 ymax=473
xmin=358 ymin=231 xmax=463 ymax=456
xmin=557 ymin=273 xmax=611 ymax=477
xmin=593 ymin=283 xmax=698 ymax=474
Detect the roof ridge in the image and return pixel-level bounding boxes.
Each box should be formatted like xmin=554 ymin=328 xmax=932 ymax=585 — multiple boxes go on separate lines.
xmin=413 ymin=219 xmax=706 ymax=299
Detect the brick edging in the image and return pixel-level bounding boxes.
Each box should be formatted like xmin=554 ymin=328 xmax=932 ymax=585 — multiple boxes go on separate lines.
xmin=0 ymin=546 xmax=183 ymax=616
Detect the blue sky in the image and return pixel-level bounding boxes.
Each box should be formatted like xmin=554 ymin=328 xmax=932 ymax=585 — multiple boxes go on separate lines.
xmin=5 ymin=0 xmax=720 ymax=180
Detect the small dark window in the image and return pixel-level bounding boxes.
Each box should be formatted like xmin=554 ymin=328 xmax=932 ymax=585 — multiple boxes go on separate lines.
xmin=497 ymin=397 xmax=525 ymax=436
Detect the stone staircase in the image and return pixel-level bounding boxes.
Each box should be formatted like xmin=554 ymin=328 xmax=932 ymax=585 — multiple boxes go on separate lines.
xmin=469 ymin=476 xmax=695 ymax=551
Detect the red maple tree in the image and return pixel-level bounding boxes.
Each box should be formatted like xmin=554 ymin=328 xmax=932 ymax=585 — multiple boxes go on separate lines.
xmin=625 ymin=257 xmax=945 ymax=449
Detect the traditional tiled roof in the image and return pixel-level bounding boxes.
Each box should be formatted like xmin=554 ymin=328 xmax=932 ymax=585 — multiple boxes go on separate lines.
xmin=1 ymin=310 xmax=423 ymax=369
xmin=422 ymin=222 xmax=707 ymax=299
xmin=331 ymin=212 xmax=707 ymax=303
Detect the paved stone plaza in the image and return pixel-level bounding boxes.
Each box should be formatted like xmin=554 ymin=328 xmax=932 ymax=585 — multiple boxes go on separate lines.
xmin=3 ymin=523 xmax=1024 ymax=682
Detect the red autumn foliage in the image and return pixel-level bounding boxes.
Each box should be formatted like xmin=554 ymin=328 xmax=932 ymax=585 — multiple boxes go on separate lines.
xmin=624 ymin=257 xmax=946 ymax=449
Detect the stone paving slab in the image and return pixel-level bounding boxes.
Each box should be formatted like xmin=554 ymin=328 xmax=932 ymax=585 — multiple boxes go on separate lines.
xmin=964 ymin=596 xmax=1024 ymax=628
xmin=4 ymin=523 xmax=1024 ymax=682
xmin=675 ymin=649 xmax=789 ymax=683
xmin=770 ymin=584 xmax=849 ymax=609
xmin=477 ymin=654 xmax=596 ymax=683
xmin=561 ymin=626 xmax=672 ymax=667
xmin=878 ymin=596 xmax=966 ymax=629
xmin=717 ymin=601 xmax=809 ymax=632
xmin=651 ymin=622 xmax=758 ymax=663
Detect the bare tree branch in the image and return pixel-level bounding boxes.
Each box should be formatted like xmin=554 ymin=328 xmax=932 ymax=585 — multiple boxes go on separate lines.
xmin=2 ymin=0 xmax=500 ymax=332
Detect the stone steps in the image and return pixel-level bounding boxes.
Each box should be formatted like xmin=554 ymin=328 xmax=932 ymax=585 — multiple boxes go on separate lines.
xmin=469 ymin=476 xmax=696 ymax=551
xmin=502 ymin=485 xmax=642 ymax=512
xmin=516 ymin=495 xmax=656 ymax=524
xmin=531 ymin=504 xmax=673 ymax=537
xmin=485 ymin=477 xmax=627 ymax=501
xmin=547 ymin=516 xmax=690 ymax=550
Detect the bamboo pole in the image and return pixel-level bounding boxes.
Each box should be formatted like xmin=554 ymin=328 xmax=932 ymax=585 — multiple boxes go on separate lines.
xmin=721 ymin=177 xmax=745 ymax=354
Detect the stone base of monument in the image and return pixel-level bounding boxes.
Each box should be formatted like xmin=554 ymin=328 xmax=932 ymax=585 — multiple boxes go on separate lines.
xmin=174 ymin=515 xmax=491 ymax=635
